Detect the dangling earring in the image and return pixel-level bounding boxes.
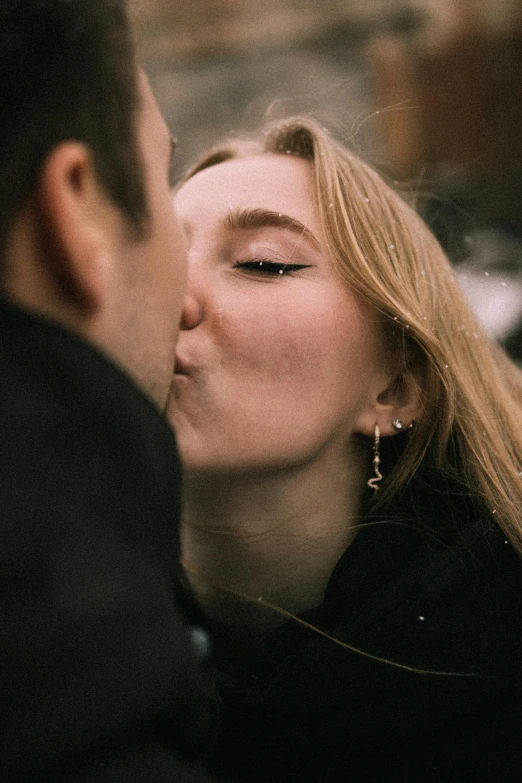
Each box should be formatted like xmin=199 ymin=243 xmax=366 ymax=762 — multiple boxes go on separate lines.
xmin=367 ymin=424 xmax=383 ymax=492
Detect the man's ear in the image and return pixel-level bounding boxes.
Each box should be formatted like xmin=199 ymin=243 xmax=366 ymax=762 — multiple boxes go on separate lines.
xmin=355 ymin=363 xmax=425 ymax=438
xmin=35 ymin=141 xmax=117 ymax=314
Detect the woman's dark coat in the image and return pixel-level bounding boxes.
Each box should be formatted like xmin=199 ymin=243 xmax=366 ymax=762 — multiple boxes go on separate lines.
xmin=211 ymin=472 xmax=522 ymax=781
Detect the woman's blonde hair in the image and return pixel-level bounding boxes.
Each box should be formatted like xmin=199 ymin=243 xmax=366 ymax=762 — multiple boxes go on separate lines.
xmin=181 ymin=116 xmax=522 ymax=554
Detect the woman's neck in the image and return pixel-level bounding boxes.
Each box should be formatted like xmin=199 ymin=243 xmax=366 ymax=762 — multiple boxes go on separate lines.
xmin=181 ymin=447 xmax=367 ymax=659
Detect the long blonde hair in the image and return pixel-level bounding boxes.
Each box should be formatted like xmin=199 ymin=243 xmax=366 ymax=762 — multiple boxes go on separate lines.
xmin=181 ymin=116 xmax=522 ymax=554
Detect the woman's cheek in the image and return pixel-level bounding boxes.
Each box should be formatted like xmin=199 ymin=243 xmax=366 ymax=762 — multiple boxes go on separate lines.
xmin=222 ymin=312 xmax=315 ymax=377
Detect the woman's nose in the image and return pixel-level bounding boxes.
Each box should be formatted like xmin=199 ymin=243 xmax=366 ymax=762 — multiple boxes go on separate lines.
xmin=180 ymin=290 xmax=204 ymax=330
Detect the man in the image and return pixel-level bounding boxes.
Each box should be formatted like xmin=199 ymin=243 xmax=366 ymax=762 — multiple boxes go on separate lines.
xmin=0 ymin=1 xmax=217 ymax=780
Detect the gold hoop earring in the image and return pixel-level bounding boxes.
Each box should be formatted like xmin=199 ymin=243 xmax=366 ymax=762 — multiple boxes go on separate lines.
xmin=367 ymin=424 xmax=383 ymax=492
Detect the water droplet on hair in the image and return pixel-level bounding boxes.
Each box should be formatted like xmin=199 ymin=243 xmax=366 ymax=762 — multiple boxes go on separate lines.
xmin=484 ymin=272 xmax=490 ymax=276
xmin=423 ymin=317 xmax=427 ymax=320
xmin=329 ymin=203 xmax=334 ymax=208
xmin=393 ymin=317 xmax=398 ymax=321
xmin=492 ymin=509 xmax=497 ymax=514
xmin=389 ymin=244 xmax=395 ymax=250
xmin=501 ymin=281 xmax=507 ymax=287
xmin=444 ymin=364 xmax=449 ymax=369
xmin=364 ymin=198 xmax=369 ymax=203
xmin=418 ymin=616 xmax=425 ymax=621
xmin=504 ymin=540 xmax=509 ymax=544
xmin=405 ymin=325 xmax=409 ymax=329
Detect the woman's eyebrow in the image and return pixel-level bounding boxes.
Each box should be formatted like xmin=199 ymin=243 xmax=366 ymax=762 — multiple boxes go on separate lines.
xmin=226 ymin=207 xmax=321 ymax=250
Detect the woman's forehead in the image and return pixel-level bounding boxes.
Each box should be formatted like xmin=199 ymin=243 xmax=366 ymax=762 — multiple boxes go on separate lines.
xmin=175 ymin=153 xmax=321 ymax=234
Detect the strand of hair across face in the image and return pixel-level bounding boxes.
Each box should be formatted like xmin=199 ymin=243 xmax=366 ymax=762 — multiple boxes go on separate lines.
xmin=180 ymin=559 xmax=490 ymax=678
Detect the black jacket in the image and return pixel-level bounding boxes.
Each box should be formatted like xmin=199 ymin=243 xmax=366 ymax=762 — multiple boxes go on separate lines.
xmin=0 ymin=297 xmax=218 ymax=782
xmin=211 ymin=475 xmax=522 ymax=781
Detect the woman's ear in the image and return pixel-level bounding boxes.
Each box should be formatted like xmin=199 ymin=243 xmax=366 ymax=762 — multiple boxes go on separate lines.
xmin=34 ymin=141 xmax=115 ymax=314
xmin=355 ymin=362 xmax=425 ymax=438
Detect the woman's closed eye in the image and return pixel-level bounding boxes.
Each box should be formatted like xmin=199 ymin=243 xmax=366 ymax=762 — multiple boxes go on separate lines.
xmin=233 ymin=259 xmax=312 ymax=277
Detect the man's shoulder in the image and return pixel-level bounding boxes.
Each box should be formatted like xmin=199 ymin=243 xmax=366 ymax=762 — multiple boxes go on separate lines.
xmin=0 ymin=297 xmax=219 ymax=782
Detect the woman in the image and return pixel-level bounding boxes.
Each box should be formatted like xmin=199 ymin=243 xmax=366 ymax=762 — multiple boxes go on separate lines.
xmin=169 ymin=117 xmax=522 ymax=782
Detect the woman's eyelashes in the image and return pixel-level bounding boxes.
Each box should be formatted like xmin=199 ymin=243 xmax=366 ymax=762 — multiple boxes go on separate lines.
xmin=233 ymin=259 xmax=312 ymax=276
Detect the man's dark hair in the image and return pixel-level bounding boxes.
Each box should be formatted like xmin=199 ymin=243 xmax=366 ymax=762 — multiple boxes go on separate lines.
xmin=0 ymin=0 xmax=148 ymax=265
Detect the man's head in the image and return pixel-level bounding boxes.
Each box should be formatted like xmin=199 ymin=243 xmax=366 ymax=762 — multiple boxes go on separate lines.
xmin=0 ymin=0 xmax=187 ymax=409
xmin=0 ymin=0 xmax=147 ymax=255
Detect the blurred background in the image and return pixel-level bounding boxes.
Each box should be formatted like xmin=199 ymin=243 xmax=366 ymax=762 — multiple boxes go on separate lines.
xmin=135 ymin=0 xmax=522 ymax=363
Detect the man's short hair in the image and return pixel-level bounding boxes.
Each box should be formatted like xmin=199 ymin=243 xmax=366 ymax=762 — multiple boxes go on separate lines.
xmin=0 ymin=0 xmax=148 ymax=266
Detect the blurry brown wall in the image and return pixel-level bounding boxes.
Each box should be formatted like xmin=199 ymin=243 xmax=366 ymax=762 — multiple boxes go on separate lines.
xmin=366 ymin=0 xmax=522 ymax=229
xmin=135 ymin=0 xmax=522 ymax=230
xmin=137 ymin=0 xmax=395 ymax=60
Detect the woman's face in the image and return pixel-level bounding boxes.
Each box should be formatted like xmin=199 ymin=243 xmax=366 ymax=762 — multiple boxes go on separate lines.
xmin=169 ymin=154 xmax=390 ymax=474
